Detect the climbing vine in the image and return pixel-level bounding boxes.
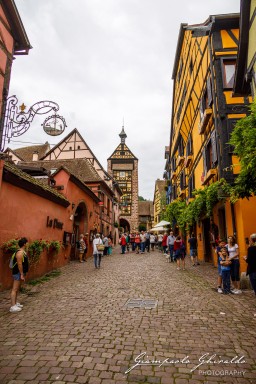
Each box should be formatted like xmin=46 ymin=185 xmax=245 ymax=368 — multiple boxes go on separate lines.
xmin=163 ymin=179 xmax=231 ymax=232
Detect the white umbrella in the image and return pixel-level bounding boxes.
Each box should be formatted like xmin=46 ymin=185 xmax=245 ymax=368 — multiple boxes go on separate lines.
xmin=151 ymin=226 xmax=166 ymax=232
xmin=154 ymin=220 xmax=170 ymax=227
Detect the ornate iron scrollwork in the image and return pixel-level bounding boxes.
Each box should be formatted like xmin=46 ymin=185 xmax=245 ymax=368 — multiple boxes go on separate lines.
xmin=1 ymin=95 xmax=66 ymax=151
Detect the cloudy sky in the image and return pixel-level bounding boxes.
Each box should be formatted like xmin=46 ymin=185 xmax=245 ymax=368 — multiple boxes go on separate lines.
xmin=10 ymin=0 xmax=240 ymax=200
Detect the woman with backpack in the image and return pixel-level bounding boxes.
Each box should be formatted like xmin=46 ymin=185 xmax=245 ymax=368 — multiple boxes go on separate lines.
xmin=10 ymin=237 xmax=29 ymax=313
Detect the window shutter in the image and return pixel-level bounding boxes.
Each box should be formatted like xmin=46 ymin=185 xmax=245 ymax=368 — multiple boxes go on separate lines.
xmin=202 ymin=147 xmax=207 ymax=174
xmin=206 ymin=77 xmax=213 ymax=107
xmin=211 ymin=130 xmax=218 ymax=165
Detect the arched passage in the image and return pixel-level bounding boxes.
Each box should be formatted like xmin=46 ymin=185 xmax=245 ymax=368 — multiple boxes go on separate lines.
xmin=71 ymin=202 xmax=88 ymax=260
xmin=119 ymin=218 xmax=130 ymax=233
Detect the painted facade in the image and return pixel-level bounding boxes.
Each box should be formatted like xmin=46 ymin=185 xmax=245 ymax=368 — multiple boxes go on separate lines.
xmin=138 ymin=201 xmax=154 ymax=231
xmin=107 ymin=127 xmax=139 ymax=232
xmin=167 ymin=14 xmax=256 ymax=271
xmin=153 ymin=179 xmax=166 ymax=226
xmin=0 ymin=158 xmax=103 ymax=290
xmin=234 ymin=0 xmax=256 ymax=98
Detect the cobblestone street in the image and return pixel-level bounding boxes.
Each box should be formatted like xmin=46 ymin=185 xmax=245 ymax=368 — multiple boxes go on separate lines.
xmin=0 ymin=248 xmax=255 ymax=384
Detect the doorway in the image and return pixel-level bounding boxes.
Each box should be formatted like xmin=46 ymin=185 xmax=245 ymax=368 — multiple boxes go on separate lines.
xmin=218 ymin=207 xmax=227 ymax=241
xmin=119 ymin=218 xmax=130 ymax=233
xmin=70 ymin=202 xmax=88 ymax=260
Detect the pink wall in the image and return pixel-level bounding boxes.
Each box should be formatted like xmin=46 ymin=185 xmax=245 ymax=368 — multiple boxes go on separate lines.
xmin=0 ymin=179 xmax=72 ymax=290
xmin=0 ymin=168 xmax=101 ymax=290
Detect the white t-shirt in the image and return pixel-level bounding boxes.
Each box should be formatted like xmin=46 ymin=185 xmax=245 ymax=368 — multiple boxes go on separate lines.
xmin=227 ymin=244 xmax=239 ymax=259
xmin=93 ymin=238 xmax=103 ymax=254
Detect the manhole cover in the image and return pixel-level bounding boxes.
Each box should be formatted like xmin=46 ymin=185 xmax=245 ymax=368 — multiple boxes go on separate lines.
xmin=123 ymin=298 xmax=158 ymax=309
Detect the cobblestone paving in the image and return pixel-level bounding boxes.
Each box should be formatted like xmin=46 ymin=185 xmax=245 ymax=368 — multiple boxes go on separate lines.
xmin=0 ymin=248 xmax=256 ymax=384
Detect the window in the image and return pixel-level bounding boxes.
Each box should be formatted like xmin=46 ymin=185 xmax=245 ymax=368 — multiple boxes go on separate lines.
xmin=199 ymin=77 xmax=213 ymax=120
xmin=178 ymin=139 xmax=184 ymax=157
xmin=222 ymin=59 xmax=236 ymax=89
xmin=172 ymin=157 xmax=176 ymax=172
xmin=186 ymin=135 xmax=193 ymax=156
xmin=180 ymin=170 xmax=186 ymax=190
xmin=203 ymin=130 xmax=218 ymax=173
xmin=188 ymin=174 xmax=195 ymax=198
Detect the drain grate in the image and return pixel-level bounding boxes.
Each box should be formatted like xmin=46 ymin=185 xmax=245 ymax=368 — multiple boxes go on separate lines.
xmin=123 ymin=298 xmax=158 ymax=309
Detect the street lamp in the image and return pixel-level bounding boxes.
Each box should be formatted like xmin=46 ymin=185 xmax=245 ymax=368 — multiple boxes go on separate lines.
xmin=0 ymin=95 xmax=67 ymax=152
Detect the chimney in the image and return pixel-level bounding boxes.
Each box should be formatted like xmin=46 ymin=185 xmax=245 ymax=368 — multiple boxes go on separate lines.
xmin=32 ymin=151 xmax=39 ymax=161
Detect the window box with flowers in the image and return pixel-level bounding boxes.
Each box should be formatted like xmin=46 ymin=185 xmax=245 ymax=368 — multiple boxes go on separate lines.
xmin=46 ymin=240 xmax=63 ymax=256
xmin=1 ymin=238 xmax=19 ymax=254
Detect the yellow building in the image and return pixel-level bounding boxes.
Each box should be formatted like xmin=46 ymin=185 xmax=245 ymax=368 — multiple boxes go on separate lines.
xmin=153 ymin=179 xmax=166 ymax=226
xmin=167 ymin=13 xmax=256 ymax=270
xmin=234 ymin=0 xmax=256 ymax=98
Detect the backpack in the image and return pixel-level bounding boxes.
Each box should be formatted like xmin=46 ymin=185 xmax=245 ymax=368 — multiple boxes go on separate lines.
xmin=9 ymin=252 xmax=17 ymax=269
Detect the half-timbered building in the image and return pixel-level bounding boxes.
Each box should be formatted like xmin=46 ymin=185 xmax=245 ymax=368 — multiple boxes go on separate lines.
xmin=167 ymin=13 xmax=256 ymax=270
xmin=107 ymin=127 xmax=139 ymax=233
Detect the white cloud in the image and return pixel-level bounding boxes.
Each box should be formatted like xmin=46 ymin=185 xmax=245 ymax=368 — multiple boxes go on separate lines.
xmin=9 ymin=0 xmax=240 ymax=199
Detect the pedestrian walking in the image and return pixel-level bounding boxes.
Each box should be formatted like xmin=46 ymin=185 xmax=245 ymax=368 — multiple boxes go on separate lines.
xmin=188 ymin=233 xmax=199 ymax=266
xmin=227 ymin=236 xmax=242 ymax=294
xmin=83 ymin=233 xmax=88 ymax=261
xmin=103 ymin=235 xmax=109 ymax=256
xmin=126 ymin=233 xmax=130 ymax=252
xmin=79 ymin=234 xmax=86 ymax=263
xmin=130 ymin=232 xmax=135 ymax=252
xmin=162 ymin=232 xmax=168 ymax=255
xmin=219 ymin=247 xmax=232 ymax=294
xmin=244 ymin=233 xmax=256 ymax=295
xmin=93 ymin=234 xmax=103 ymax=269
xmin=167 ymin=231 xmax=176 ymax=262
xmin=120 ymin=233 xmax=127 ymax=254
xmin=107 ymin=237 xmax=113 ymax=255
xmin=157 ymin=233 xmax=163 ymax=252
xmin=10 ymin=237 xmax=29 ymax=313
xmin=174 ymin=236 xmax=186 ymax=270
xmin=140 ymin=231 xmax=146 ymax=253
xmin=134 ymin=232 xmax=141 ymax=254
xmin=145 ymin=232 xmax=150 ymax=252
xmin=150 ymin=233 xmax=155 ymax=251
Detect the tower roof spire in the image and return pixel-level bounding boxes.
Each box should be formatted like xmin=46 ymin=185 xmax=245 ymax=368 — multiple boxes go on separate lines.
xmin=119 ymin=122 xmax=127 ymax=144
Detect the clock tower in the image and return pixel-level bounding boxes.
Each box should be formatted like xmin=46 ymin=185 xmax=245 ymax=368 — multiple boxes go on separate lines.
xmin=107 ymin=126 xmax=139 ymax=232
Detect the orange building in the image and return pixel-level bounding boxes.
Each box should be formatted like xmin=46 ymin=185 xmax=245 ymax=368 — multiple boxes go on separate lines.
xmin=166 ymin=13 xmax=256 ymax=272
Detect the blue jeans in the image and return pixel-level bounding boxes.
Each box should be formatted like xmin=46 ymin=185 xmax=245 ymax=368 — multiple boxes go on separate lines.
xmin=249 ymin=272 xmax=256 ymax=294
xmin=121 ymin=245 xmax=126 ymax=254
xmin=131 ymin=242 xmax=136 ymax=251
xmin=222 ymin=270 xmax=231 ymax=293
xmin=169 ymin=245 xmax=174 ymax=261
xmin=93 ymin=253 xmax=102 ymax=268
xmin=140 ymin=242 xmax=146 ymax=253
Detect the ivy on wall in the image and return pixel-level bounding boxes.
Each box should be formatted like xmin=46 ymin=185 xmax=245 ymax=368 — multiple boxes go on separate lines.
xmin=163 ymin=179 xmax=231 ymax=231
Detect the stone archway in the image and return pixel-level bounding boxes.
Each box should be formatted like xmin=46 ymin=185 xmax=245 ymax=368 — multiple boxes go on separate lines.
xmin=119 ymin=218 xmax=130 ymax=233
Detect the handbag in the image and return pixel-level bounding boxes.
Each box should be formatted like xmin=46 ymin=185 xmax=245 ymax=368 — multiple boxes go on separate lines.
xmin=96 ymin=239 xmax=104 ymax=251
